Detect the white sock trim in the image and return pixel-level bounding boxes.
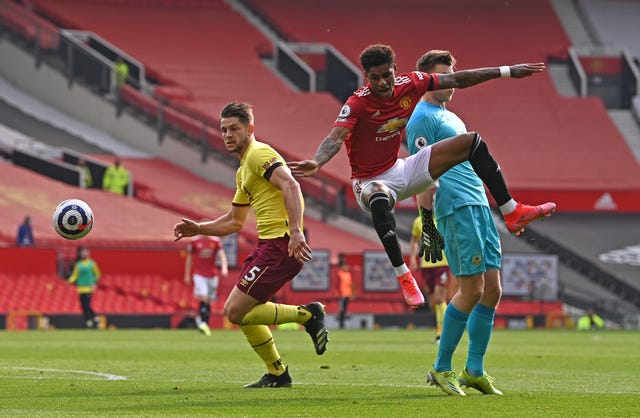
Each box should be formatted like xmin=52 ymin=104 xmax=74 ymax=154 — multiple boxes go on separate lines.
xmin=499 ymin=199 xmax=517 ymax=215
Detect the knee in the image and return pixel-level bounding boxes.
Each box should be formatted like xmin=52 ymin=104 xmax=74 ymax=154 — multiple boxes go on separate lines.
xmin=432 ymin=292 xmax=445 ymax=305
xmin=362 ymin=182 xmax=395 ymax=212
xmin=482 ymin=281 xmax=502 ymax=306
xmin=460 ymin=282 xmax=484 ymax=304
xmin=223 ymin=302 xmax=245 ymax=325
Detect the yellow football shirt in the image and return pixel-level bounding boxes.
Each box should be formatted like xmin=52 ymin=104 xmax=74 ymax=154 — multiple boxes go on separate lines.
xmin=411 ymin=216 xmax=448 ymax=268
xmin=233 ymin=140 xmax=303 ymax=239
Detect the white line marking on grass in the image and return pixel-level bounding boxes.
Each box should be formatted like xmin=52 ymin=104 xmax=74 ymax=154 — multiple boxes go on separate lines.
xmin=8 ymin=367 xmax=127 ymax=380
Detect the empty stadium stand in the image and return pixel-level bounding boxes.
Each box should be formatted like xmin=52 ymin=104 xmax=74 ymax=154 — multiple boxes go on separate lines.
xmin=578 ymin=0 xmax=640 ymax=60
xmin=2 ymin=0 xmax=639 ymax=327
xmin=0 ymin=161 xmax=183 ymax=248
xmin=28 ymin=0 xmax=353 ymax=186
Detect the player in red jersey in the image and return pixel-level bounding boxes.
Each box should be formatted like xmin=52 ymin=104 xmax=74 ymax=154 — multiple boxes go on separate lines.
xmin=289 ymin=44 xmax=556 ymax=308
xmin=185 ymin=233 xmax=228 ymax=336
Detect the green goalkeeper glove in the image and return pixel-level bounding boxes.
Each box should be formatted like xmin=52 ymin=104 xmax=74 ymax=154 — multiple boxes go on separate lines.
xmin=418 ymin=206 xmax=445 ymax=263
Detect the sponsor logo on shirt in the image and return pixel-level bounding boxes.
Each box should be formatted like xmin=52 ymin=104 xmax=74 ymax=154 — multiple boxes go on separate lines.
xmin=376 ymin=117 xmax=408 ymax=141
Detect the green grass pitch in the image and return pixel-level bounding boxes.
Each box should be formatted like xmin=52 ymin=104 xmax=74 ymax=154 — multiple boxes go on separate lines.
xmin=0 ymin=328 xmax=638 ymax=417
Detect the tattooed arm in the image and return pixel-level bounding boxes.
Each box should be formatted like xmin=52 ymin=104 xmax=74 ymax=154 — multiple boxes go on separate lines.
xmin=288 ymin=126 xmax=350 ymax=177
xmin=436 ymin=63 xmax=545 ymax=89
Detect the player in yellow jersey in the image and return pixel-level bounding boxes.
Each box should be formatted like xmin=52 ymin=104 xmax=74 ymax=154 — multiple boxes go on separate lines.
xmin=174 ymin=102 xmax=328 ymax=388
xmin=409 ymin=189 xmax=449 ymax=343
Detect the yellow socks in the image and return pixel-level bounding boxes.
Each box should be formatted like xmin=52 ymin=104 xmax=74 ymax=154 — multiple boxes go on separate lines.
xmin=435 ymin=302 xmax=447 ymax=335
xmin=241 ymin=324 xmax=285 ymax=376
xmin=242 ymin=302 xmax=312 ymax=325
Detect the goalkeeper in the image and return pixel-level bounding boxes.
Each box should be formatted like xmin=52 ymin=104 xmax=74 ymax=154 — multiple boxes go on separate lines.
xmin=409 ymin=188 xmax=450 ymax=344
xmin=406 ymin=50 xmax=506 ymax=396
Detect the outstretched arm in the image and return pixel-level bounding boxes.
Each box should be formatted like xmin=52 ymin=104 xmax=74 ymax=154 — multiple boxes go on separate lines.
xmin=436 ymin=63 xmax=545 ymax=89
xmin=174 ymin=205 xmax=249 ymax=241
xmin=288 ymin=126 xmax=350 ymax=177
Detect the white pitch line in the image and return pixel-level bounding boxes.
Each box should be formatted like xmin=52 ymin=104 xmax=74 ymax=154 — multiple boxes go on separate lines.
xmin=9 ymin=367 xmax=127 ymax=381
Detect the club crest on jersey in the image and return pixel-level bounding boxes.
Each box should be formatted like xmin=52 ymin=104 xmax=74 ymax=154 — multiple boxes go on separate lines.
xmin=262 ymin=157 xmax=279 ymax=170
xmin=399 ymin=96 xmax=412 ymax=110
xmin=472 ymin=254 xmax=483 ymax=266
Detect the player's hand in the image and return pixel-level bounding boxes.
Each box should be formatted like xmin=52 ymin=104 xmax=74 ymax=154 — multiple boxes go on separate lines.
xmin=508 ymin=63 xmax=546 ymax=78
xmin=287 ymin=160 xmax=320 ymax=178
xmin=418 ymin=210 xmax=445 ymax=264
xmin=288 ymin=230 xmax=312 ymax=263
xmin=174 ymin=218 xmax=199 ymax=241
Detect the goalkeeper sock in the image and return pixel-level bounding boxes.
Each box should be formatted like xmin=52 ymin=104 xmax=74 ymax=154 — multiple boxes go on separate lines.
xmin=242 ymin=302 xmax=312 ymax=325
xmin=466 ymin=304 xmax=495 ymax=377
xmin=241 ymin=324 xmax=286 ymax=376
xmin=434 ymin=303 xmax=469 ymax=372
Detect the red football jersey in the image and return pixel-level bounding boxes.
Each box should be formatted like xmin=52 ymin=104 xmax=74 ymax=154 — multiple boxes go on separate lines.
xmin=188 ymin=236 xmax=223 ymax=278
xmin=333 ymin=71 xmax=438 ymax=179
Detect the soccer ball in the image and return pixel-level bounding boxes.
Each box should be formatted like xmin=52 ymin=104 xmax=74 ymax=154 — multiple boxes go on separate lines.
xmin=52 ymin=199 xmax=94 ymax=240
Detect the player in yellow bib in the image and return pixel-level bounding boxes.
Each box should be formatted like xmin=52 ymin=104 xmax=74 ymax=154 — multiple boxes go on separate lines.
xmin=174 ymin=102 xmax=328 ymax=388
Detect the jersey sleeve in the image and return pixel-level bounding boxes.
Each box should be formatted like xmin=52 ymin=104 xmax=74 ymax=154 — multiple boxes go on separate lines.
xmin=407 ymin=106 xmax=441 ymax=155
xmin=92 ymin=261 xmax=101 ymax=280
xmin=333 ymin=96 xmax=360 ymax=131
xmin=410 ymin=71 xmax=439 ymax=95
xmin=232 ymin=170 xmax=250 ymax=206
xmin=250 ymin=144 xmax=285 ymax=181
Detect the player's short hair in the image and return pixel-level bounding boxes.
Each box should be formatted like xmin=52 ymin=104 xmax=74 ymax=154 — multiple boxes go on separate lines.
xmin=416 ymin=50 xmax=457 ymax=73
xmin=220 ymin=101 xmax=254 ymax=125
xmin=360 ymin=44 xmax=395 ymax=72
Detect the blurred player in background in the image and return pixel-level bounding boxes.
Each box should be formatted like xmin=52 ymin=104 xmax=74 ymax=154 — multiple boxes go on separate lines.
xmin=289 ymin=44 xmax=555 ymax=311
xmin=174 ymin=102 xmax=328 ymax=388
xmin=336 ymin=257 xmax=353 ymax=329
xmin=184 ymin=230 xmax=229 ymax=336
xmin=68 ymin=246 xmax=101 ymax=329
xmin=407 ymin=50 xmax=515 ymax=396
xmin=409 ymin=198 xmax=449 ymax=343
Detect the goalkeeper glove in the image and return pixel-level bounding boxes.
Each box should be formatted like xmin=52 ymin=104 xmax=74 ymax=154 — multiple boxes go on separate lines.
xmin=418 ymin=206 xmax=445 ymax=264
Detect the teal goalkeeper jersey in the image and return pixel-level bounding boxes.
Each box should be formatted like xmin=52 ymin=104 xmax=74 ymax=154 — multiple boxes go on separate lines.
xmin=406 ymin=101 xmax=489 ymax=219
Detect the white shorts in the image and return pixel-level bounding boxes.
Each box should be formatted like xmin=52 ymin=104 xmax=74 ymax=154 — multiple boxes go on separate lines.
xmin=352 ymin=146 xmax=434 ymax=212
xmin=193 ymin=273 xmax=220 ymax=301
